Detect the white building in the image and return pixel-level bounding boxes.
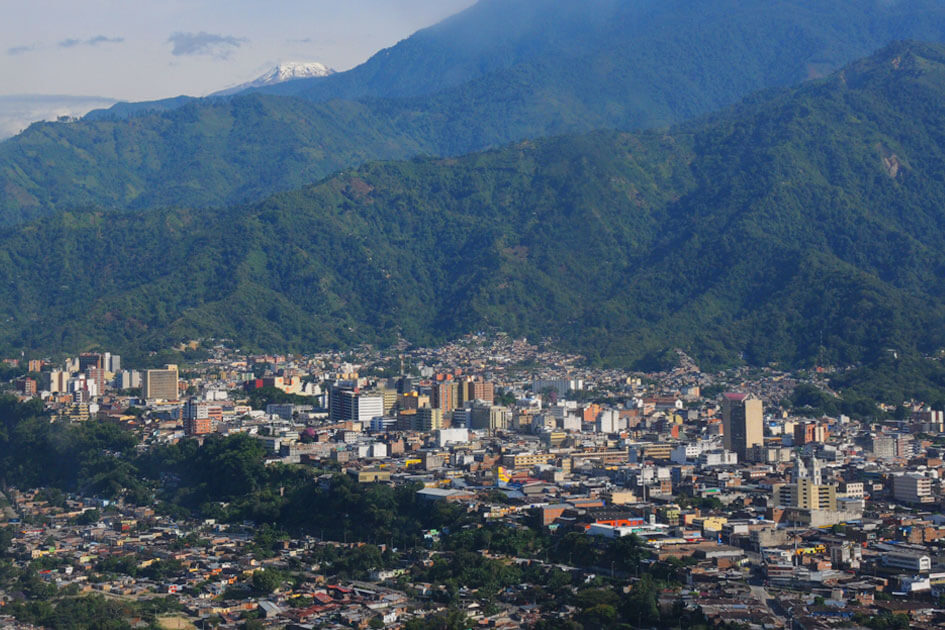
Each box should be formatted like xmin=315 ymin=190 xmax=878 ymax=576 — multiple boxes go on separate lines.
xmin=882 ymin=552 xmax=931 ymax=573
xmin=435 ymin=428 xmax=469 ymax=447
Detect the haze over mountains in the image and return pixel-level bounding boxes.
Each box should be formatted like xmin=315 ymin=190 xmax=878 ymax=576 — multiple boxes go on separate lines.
xmin=4 ymin=0 xmax=945 ymax=224
xmin=2 ymin=40 xmax=945 ymax=370
xmin=0 ymin=94 xmax=117 ymax=140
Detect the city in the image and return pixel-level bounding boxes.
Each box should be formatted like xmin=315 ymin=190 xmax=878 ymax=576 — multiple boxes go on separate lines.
xmin=1 ymin=335 xmax=944 ymax=628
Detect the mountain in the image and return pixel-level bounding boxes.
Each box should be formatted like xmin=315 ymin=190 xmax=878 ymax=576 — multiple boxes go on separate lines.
xmin=212 ymin=62 xmax=335 ymax=96
xmin=6 ymin=0 xmax=945 ymax=224
xmin=2 ymin=41 xmax=945 ymax=369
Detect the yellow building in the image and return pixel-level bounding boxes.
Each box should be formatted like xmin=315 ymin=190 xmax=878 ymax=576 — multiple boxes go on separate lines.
xmin=774 ymin=481 xmax=838 ymax=511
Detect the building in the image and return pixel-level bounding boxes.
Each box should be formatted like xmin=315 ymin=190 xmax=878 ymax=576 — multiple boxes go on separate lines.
xmin=417 ymin=406 xmax=443 ymax=431
xmin=435 ymin=428 xmax=469 ymax=447
xmin=892 ymin=473 xmax=934 ymax=505
xmin=502 ymin=452 xmax=557 ymax=469
xmin=597 ymin=409 xmax=620 ymax=433
xmin=47 ymin=369 xmax=68 ymax=394
xmin=461 ymin=379 xmax=494 ymax=405
xmin=775 ymin=480 xmax=838 ymax=511
xmin=330 ymin=384 xmax=384 ymax=423
xmin=532 ymin=378 xmax=584 ymax=396
xmin=430 ymin=381 xmax=459 ymax=412
xmin=871 ymin=435 xmax=896 ymax=460
xmin=330 ymin=382 xmax=357 ymax=420
xmin=78 ymin=352 xmax=102 ymax=372
xmin=470 ymin=403 xmax=511 ymax=432
xmin=722 ymin=393 xmax=763 ymax=462
xmin=183 ymin=400 xmax=212 ymax=436
xmin=144 ymin=365 xmax=179 ymax=401
xmin=882 ymin=552 xmax=931 ymax=573
xmin=794 ymin=421 xmax=829 ymax=445
xmin=87 ymin=367 xmax=107 ymax=397
xmin=104 ymin=352 xmax=121 ymax=373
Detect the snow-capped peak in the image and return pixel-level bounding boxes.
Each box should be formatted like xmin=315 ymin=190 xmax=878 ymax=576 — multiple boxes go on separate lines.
xmin=212 ymin=62 xmax=335 ymax=96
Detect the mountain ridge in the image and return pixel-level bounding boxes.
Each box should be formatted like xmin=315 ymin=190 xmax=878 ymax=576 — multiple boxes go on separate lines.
xmin=1 ymin=41 xmax=944 ymax=369
xmin=6 ymin=0 xmax=945 ymax=224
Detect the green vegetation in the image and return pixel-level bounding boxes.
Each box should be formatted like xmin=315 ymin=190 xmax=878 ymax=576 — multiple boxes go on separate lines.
xmin=0 ymin=396 xmax=144 ymax=499
xmin=3 ymin=593 xmax=183 ymax=630
xmin=5 ymin=2 xmax=945 ymax=224
xmin=3 ymin=43 xmax=945 ymax=373
xmin=241 ymin=386 xmax=316 ymax=411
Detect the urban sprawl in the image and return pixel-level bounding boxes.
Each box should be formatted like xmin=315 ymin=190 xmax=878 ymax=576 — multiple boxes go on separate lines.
xmin=2 ymin=335 xmax=945 ymax=629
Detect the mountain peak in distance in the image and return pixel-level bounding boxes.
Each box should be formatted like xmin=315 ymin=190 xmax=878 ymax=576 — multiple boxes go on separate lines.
xmin=212 ymin=62 xmax=334 ymax=96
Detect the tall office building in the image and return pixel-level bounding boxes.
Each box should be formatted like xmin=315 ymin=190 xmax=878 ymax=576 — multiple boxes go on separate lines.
xmin=144 ymin=364 xmax=179 ymax=401
xmin=722 ymin=393 xmax=763 ymax=462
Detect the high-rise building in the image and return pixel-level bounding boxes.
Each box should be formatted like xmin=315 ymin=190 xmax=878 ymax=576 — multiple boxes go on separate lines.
xmin=329 ymin=382 xmax=357 ymax=421
xmin=47 ymin=369 xmax=68 ymax=393
xmin=78 ymin=353 xmax=102 ymax=372
xmin=183 ymin=400 xmax=212 ymax=436
xmin=870 ymin=434 xmax=896 ymax=459
xmin=775 ymin=455 xmax=838 ymax=511
xmin=118 ymin=370 xmax=141 ymax=391
xmin=417 ymin=406 xmax=443 ymax=432
xmin=104 ymin=353 xmax=121 ymax=373
xmin=329 ymin=384 xmax=383 ymax=423
xmin=470 ymin=403 xmax=511 ymax=432
xmin=722 ymin=393 xmax=763 ymax=462
xmin=431 ymin=381 xmax=459 ymax=412
xmin=458 ymin=379 xmax=494 ymax=405
xmin=87 ymin=367 xmax=107 ymax=397
xmin=381 ymin=388 xmax=399 ymax=416
xmin=794 ymin=421 xmax=829 ymax=445
xmin=144 ymin=364 xmax=179 ymax=401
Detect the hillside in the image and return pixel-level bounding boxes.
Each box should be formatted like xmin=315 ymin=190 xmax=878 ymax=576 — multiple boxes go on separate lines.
xmin=5 ymin=1 xmax=945 ymax=223
xmin=1 ymin=42 xmax=945 ymax=368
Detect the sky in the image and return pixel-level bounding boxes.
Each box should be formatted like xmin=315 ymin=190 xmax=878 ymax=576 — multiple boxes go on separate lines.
xmin=1 ymin=0 xmax=477 ymax=101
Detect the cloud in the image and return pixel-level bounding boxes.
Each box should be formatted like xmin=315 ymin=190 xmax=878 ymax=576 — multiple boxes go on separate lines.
xmin=59 ymin=36 xmax=124 ymax=48
xmin=88 ymin=35 xmax=124 ymax=46
xmin=7 ymin=45 xmax=34 ymax=56
xmin=167 ymin=32 xmax=247 ymax=59
xmin=288 ymin=37 xmax=313 ymax=44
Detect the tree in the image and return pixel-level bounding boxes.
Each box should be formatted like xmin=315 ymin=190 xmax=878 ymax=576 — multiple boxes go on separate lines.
xmin=251 ymin=569 xmax=282 ymax=596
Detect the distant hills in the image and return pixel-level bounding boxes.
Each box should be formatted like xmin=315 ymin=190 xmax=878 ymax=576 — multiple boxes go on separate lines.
xmin=2 ymin=41 xmax=945 ymax=369
xmin=5 ymin=0 xmax=945 ymax=224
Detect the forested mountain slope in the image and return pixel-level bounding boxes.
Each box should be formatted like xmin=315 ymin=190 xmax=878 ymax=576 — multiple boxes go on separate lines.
xmin=1 ymin=42 xmax=944 ymax=368
xmin=4 ymin=1 xmax=945 ymax=224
